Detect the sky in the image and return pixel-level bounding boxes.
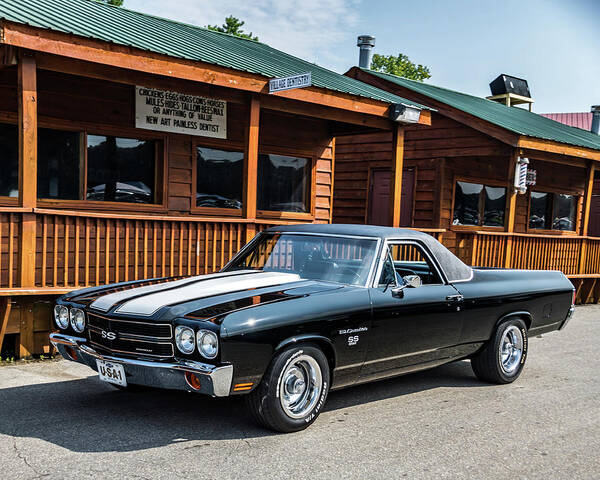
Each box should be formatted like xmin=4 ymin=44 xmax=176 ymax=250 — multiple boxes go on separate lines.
xmin=126 ymin=0 xmax=600 ymax=114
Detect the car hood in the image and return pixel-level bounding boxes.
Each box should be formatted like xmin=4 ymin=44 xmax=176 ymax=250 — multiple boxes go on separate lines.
xmin=65 ymin=270 xmax=342 ymax=318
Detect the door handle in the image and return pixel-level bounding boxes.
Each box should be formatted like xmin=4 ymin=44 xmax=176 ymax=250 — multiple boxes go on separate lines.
xmin=446 ymin=294 xmax=464 ymax=302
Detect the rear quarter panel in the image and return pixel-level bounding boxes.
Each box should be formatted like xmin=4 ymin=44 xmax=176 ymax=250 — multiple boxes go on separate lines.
xmin=454 ymin=269 xmax=573 ymax=344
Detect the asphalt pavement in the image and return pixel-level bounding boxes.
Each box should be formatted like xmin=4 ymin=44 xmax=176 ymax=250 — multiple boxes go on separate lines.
xmin=0 ymin=306 xmax=598 ymax=480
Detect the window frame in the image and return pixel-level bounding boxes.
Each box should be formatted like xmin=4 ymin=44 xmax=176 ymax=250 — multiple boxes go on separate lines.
xmin=255 ymin=146 xmax=316 ymax=221
xmin=35 ymin=123 xmax=168 ymax=213
xmin=450 ymin=175 xmax=508 ymax=232
xmin=191 ymin=137 xmax=245 ymax=217
xmin=373 ymin=240 xmax=447 ymax=288
xmin=526 ymin=188 xmax=581 ymax=234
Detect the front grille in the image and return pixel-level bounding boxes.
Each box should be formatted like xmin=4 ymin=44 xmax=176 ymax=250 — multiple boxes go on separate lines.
xmin=87 ymin=314 xmax=174 ymax=358
xmin=88 ymin=314 xmax=172 ymax=339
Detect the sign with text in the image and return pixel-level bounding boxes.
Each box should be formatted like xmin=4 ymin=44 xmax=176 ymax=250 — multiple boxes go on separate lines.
xmin=269 ymin=72 xmax=312 ymax=93
xmin=135 ymin=87 xmax=227 ymax=139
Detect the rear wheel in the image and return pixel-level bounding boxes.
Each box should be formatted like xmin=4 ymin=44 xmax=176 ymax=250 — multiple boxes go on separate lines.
xmin=245 ymin=345 xmax=330 ymax=433
xmin=471 ymin=318 xmax=528 ymax=384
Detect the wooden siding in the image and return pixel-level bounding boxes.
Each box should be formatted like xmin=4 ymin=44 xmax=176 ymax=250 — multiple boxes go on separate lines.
xmin=0 ymin=68 xmax=334 ymax=222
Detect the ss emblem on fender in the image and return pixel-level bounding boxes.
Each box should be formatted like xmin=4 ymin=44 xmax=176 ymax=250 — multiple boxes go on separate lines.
xmin=347 ymin=335 xmax=359 ymax=346
xmin=101 ymin=330 xmax=117 ymax=341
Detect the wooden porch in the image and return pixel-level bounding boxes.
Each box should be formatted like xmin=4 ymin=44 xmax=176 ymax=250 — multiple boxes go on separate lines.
xmin=454 ymin=230 xmax=600 ymax=303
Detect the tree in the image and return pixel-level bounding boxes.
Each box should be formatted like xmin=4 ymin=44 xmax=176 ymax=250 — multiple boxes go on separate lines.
xmin=207 ymin=16 xmax=258 ymax=41
xmin=370 ymin=53 xmax=431 ymax=81
xmin=96 ymin=0 xmax=124 ymax=5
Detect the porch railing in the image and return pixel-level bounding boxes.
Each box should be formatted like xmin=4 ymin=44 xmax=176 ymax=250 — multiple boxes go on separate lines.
xmin=455 ymin=230 xmax=600 ymax=276
xmin=0 ymin=208 xmax=447 ymax=291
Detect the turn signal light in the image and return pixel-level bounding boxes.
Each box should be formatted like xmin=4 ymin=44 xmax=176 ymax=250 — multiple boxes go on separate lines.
xmin=184 ymin=371 xmax=202 ymax=390
xmin=65 ymin=346 xmax=78 ymax=361
xmin=233 ymin=382 xmax=254 ymax=392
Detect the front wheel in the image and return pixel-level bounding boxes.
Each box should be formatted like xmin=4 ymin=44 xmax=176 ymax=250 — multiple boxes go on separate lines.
xmin=245 ymin=345 xmax=330 ymax=433
xmin=471 ymin=318 xmax=528 ymax=384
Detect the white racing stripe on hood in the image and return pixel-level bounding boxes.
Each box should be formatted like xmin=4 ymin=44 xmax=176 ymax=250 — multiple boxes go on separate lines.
xmin=90 ymin=270 xmax=255 ymax=312
xmin=115 ymin=271 xmax=302 ymax=316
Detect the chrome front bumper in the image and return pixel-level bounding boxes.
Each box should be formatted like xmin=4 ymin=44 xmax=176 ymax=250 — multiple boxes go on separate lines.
xmin=50 ymin=333 xmax=233 ymax=397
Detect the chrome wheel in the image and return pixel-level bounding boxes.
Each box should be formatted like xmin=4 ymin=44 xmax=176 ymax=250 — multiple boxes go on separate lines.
xmin=279 ymin=355 xmax=322 ymax=419
xmin=499 ymin=325 xmax=523 ymax=374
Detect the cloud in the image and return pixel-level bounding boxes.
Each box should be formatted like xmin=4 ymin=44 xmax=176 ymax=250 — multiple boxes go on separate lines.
xmin=125 ymin=0 xmax=361 ymax=72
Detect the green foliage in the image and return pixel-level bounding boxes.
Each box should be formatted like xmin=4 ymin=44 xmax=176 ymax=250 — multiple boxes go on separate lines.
xmin=370 ymin=53 xmax=431 ymax=81
xmin=95 ymin=0 xmax=124 ymax=6
xmin=207 ymin=16 xmax=258 ymax=41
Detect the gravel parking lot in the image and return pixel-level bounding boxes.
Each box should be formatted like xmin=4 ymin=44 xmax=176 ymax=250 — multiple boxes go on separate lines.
xmin=0 ymin=306 xmax=598 ymax=480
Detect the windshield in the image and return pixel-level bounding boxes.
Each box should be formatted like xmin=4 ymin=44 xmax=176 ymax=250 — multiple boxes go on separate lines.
xmin=225 ymin=233 xmax=379 ymax=286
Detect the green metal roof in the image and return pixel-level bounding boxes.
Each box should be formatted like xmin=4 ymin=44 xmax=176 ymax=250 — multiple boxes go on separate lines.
xmin=363 ymin=69 xmax=600 ymax=152
xmin=0 ymin=0 xmax=429 ymax=112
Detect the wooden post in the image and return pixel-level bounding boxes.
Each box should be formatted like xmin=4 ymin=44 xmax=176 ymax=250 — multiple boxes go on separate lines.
xmin=389 ymin=125 xmax=405 ymax=227
xmin=504 ymin=152 xmax=518 ymax=268
xmin=579 ymin=162 xmax=595 ymax=273
xmin=18 ymin=53 xmax=38 ymax=288
xmin=19 ymin=298 xmax=34 ymax=358
xmin=0 ymin=297 xmax=12 ymax=355
xmin=243 ymin=96 xmax=260 ymax=243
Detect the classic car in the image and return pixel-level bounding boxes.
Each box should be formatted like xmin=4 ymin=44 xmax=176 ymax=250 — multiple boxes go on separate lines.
xmin=50 ymin=224 xmax=575 ymax=432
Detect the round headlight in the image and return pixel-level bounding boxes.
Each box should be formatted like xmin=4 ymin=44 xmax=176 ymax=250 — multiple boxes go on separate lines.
xmin=54 ymin=305 xmax=69 ymax=330
xmin=175 ymin=326 xmax=195 ymax=354
xmin=197 ymin=330 xmax=218 ymax=359
xmin=69 ymin=308 xmax=86 ymax=333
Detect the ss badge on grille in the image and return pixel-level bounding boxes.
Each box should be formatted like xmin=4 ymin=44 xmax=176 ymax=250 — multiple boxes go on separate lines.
xmin=101 ymin=330 xmax=117 ymax=341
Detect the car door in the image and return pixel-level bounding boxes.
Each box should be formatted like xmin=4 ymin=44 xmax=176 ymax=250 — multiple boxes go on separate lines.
xmin=360 ymin=241 xmax=465 ymax=381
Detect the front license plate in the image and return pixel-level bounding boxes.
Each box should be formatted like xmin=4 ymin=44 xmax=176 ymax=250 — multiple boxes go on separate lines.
xmin=96 ymin=359 xmax=127 ymax=387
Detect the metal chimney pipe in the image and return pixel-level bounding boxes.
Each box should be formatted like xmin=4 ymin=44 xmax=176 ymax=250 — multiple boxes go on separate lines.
xmin=591 ymin=105 xmax=600 ymax=135
xmin=357 ymin=35 xmax=375 ymax=69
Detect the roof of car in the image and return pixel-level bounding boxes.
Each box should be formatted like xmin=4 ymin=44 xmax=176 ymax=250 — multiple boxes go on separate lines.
xmin=264 ymin=224 xmax=473 ymax=282
xmin=264 ymin=223 xmax=431 ymax=240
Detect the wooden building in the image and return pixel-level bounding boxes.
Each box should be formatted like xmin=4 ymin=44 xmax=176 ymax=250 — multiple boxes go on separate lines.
xmin=0 ymin=0 xmax=432 ymax=358
xmin=334 ymin=68 xmax=600 ymax=303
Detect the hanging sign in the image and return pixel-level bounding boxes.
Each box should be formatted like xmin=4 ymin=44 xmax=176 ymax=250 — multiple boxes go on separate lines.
xmin=269 ymin=72 xmax=312 ymax=93
xmin=526 ymin=169 xmax=537 ymax=186
xmin=135 ymin=87 xmax=227 ymax=139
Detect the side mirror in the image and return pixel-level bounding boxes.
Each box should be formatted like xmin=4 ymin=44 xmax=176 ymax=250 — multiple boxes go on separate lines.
xmin=403 ymin=275 xmax=422 ymax=289
xmin=391 ymin=275 xmax=422 ymax=298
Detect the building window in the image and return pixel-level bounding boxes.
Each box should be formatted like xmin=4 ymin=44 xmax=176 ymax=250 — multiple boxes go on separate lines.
xmin=529 ymin=191 xmax=577 ymax=231
xmin=37 ymin=128 xmax=81 ymax=200
xmin=0 ymin=123 xmax=18 ymax=198
xmin=258 ymin=154 xmax=310 ymax=213
xmin=86 ymin=135 xmax=156 ymax=204
xmin=453 ymin=181 xmax=506 ymax=227
xmin=196 ymin=147 xmax=243 ymax=209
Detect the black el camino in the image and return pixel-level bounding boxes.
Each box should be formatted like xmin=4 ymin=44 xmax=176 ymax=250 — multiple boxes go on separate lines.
xmin=50 ymin=224 xmax=575 ymax=432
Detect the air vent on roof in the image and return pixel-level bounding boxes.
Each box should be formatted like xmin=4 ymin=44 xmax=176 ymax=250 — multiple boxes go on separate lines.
xmin=591 ymin=105 xmax=600 ymax=135
xmin=487 ymin=74 xmax=534 ymax=111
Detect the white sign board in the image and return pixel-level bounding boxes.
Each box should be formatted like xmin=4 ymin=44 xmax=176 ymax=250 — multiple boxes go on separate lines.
xmin=269 ymin=72 xmax=312 ymax=93
xmin=135 ymin=86 xmax=227 ymax=139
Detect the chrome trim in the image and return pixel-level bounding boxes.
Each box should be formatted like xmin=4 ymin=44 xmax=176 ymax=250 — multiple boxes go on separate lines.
xmin=560 ymin=306 xmax=575 ymax=330
xmin=50 ymin=333 xmax=233 ymax=397
xmin=372 ymin=239 xmax=448 ymax=288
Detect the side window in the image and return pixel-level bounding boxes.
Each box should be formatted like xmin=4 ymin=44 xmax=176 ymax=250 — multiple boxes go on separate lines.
xmin=388 ymin=243 xmax=442 ymax=285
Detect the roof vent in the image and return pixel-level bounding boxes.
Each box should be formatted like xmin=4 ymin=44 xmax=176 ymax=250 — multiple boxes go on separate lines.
xmin=357 ymin=35 xmax=376 ymax=69
xmin=487 ymin=74 xmax=534 ymax=111
xmin=591 ymin=105 xmax=600 ymax=135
